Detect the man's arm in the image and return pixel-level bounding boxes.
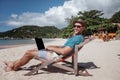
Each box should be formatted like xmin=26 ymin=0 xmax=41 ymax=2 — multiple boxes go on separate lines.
xmin=46 ymin=46 xmax=73 ymax=55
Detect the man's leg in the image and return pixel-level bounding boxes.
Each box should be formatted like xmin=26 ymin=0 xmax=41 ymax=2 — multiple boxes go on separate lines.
xmin=4 ymin=49 xmax=38 ymax=71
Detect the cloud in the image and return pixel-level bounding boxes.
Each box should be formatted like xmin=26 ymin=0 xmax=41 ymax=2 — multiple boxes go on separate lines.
xmin=85 ymin=0 xmax=120 ymax=18
xmin=5 ymin=0 xmax=120 ymax=29
xmin=11 ymin=14 xmax=18 ymax=19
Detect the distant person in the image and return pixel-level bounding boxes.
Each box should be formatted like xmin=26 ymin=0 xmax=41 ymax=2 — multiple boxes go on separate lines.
xmin=4 ymin=19 xmax=86 ymax=71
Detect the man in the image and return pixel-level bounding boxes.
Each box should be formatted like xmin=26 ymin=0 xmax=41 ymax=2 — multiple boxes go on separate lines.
xmin=4 ymin=19 xmax=86 ymax=71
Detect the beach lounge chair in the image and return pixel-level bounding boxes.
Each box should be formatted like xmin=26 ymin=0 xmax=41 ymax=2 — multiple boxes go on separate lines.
xmin=24 ymin=37 xmax=94 ymax=76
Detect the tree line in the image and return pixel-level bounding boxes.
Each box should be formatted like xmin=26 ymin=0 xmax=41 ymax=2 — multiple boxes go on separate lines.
xmin=60 ymin=10 xmax=120 ymax=38
xmin=0 ymin=26 xmax=60 ymax=39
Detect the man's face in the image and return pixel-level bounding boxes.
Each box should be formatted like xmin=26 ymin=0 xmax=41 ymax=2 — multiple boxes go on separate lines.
xmin=73 ymin=23 xmax=85 ymax=35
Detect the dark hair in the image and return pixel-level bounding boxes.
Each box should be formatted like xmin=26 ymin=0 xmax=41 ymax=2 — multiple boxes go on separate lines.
xmin=73 ymin=19 xmax=86 ymax=27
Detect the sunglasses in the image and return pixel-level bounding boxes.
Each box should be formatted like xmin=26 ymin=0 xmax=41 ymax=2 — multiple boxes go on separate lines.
xmin=73 ymin=25 xmax=82 ymax=28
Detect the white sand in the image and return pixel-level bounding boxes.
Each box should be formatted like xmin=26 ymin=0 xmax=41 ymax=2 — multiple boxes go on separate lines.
xmin=0 ymin=39 xmax=120 ymax=80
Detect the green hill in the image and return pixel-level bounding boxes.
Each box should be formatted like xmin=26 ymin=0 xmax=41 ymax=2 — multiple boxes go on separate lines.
xmin=0 ymin=25 xmax=60 ymax=39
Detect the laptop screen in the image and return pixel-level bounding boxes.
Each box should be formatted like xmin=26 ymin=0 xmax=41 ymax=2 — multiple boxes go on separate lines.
xmin=35 ymin=38 xmax=45 ymax=50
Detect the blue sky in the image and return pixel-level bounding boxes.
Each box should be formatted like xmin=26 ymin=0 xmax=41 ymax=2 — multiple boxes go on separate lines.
xmin=0 ymin=0 xmax=65 ymax=32
xmin=0 ymin=0 xmax=120 ymax=32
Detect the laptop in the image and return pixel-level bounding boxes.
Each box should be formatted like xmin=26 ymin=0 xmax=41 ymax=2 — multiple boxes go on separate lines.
xmin=35 ymin=37 xmax=45 ymax=50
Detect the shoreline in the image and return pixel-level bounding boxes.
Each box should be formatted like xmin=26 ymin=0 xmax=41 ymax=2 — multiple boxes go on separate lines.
xmin=0 ymin=38 xmax=66 ymax=50
xmin=0 ymin=38 xmax=66 ymax=49
xmin=0 ymin=44 xmax=35 ymax=49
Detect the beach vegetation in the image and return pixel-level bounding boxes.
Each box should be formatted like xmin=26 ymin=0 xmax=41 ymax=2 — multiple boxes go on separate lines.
xmin=116 ymin=30 xmax=120 ymax=34
xmin=0 ymin=26 xmax=60 ymax=39
xmin=110 ymin=11 xmax=120 ymax=23
xmin=61 ymin=10 xmax=119 ymax=38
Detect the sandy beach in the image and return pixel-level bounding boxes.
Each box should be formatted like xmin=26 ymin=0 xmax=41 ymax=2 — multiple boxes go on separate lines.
xmin=0 ymin=39 xmax=120 ymax=80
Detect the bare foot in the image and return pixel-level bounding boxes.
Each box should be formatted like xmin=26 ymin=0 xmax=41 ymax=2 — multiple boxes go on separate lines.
xmin=4 ymin=61 xmax=14 ymax=72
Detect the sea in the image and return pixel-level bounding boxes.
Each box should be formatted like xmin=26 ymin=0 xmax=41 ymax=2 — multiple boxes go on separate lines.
xmin=0 ymin=38 xmax=54 ymax=49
